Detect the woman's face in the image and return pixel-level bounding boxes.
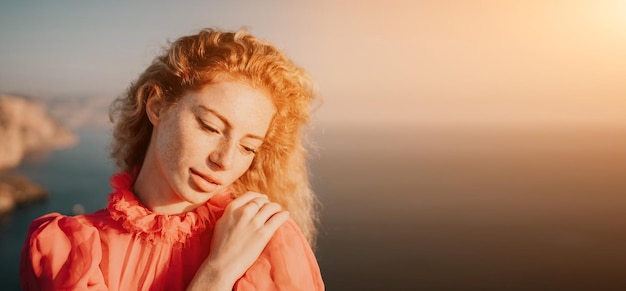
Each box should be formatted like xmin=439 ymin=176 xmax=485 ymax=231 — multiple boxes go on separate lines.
xmin=143 ymin=80 xmax=275 ymax=211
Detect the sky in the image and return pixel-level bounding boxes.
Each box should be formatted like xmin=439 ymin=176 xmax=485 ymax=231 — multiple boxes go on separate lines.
xmin=1 ymin=0 xmax=625 ymax=127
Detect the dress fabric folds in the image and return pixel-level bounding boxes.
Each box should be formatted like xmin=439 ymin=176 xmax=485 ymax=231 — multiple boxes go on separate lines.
xmin=20 ymin=172 xmax=324 ymax=291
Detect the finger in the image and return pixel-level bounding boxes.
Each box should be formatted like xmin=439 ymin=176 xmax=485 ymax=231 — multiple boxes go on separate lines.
xmin=228 ymin=192 xmax=266 ymax=210
xmin=261 ymin=211 xmax=290 ymax=237
xmin=252 ymin=202 xmax=282 ymax=226
xmin=237 ymin=196 xmax=272 ymax=222
xmin=249 ymin=197 xmax=269 ymax=209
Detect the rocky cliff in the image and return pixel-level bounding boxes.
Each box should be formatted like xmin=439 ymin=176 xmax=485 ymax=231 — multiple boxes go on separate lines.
xmin=0 ymin=175 xmax=47 ymax=215
xmin=0 ymin=94 xmax=77 ymax=215
xmin=0 ymin=94 xmax=77 ymax=169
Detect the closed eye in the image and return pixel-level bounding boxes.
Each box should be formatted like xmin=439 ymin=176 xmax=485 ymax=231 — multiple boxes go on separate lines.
xmin=196 ymin=117 xmax=220 ymax=134
xmin=242 ymin=145 xmax=257 ymax=154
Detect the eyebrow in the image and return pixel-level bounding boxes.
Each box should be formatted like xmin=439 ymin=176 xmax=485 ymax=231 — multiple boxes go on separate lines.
xmin=195 ymin=105 xmax=266 ymax=141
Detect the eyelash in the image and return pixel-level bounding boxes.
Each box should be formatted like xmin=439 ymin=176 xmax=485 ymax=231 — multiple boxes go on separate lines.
xmin=198 ymin=118 xmax=220 ymax=134
xmin=197 ymin=118 xmax=257 ymax=154
xmin=242 ymin=146 xmax=257 ymax=154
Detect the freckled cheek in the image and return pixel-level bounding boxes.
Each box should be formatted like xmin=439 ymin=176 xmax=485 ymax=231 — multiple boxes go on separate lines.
xmin=230 ymin=158 xmax=255 ymax=180
xmin=157 ymin=145 xmax=183 ymax=174
xmin=180 ymin=137 xmax=214 ymax=164
xmin=158 ymin=127 xmax=205 ymax=167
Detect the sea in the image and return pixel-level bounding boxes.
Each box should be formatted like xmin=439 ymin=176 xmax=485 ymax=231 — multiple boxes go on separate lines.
xmin=1 ymin=124 xmax=625 ymax=290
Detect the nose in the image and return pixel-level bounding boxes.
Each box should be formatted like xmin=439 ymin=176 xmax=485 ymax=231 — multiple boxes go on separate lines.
xmin=209 ymin=138 xmax=235 ymax=170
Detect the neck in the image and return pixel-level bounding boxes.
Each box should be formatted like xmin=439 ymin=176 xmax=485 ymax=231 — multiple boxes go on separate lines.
xmin=133 ymin=163 xmax=199 ymax=215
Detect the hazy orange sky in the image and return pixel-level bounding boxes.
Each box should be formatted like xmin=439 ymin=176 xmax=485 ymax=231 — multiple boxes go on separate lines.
xmin=1 ymin=0 xmax=624 ymax=126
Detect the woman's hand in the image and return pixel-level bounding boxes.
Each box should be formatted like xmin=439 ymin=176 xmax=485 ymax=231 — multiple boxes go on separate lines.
xmin=187 ymin=192 xmax=289 ymax=291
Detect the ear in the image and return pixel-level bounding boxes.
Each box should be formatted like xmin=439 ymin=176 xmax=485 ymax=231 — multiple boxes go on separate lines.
xmin=145 ymin=91 xmax=164 ymax=127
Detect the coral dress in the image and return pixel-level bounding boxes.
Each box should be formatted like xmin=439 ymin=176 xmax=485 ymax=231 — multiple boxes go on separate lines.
xmin=20 ymin=172 xmax=324 ymax=290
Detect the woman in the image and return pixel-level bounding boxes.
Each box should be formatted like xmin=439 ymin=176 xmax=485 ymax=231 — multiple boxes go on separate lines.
xmin=20 ymin=28 xmax=324 ymax=290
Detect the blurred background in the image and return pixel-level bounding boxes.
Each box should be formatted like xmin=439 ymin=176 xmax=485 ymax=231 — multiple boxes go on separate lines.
xmin=1 ymin=0 xmax=625 ymax=290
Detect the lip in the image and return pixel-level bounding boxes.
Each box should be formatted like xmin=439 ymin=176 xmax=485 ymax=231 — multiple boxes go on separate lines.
xmin=189 ymin=168 xmax=222 ymax=193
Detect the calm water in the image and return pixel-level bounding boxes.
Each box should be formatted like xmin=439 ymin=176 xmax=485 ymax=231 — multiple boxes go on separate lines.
xmin=0 ymin=128 xmax=114 ymax=290
xmin=1 ymin=125 xmax=625 ymax=290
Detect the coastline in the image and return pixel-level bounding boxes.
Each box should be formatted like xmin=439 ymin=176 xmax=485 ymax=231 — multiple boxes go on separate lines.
xmin=0 ymin=94 xmax=78 ymax=215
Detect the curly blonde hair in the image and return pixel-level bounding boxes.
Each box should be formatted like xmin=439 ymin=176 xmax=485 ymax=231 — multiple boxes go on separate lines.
xmin=109 ymin=28 xmax=319 ymax=244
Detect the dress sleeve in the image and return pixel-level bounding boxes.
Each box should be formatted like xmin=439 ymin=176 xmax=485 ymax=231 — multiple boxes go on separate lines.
xmin=234 ymin=218 xmax=324 ymax=291
xmin=20 ymin=213 xmax=108 ymax=291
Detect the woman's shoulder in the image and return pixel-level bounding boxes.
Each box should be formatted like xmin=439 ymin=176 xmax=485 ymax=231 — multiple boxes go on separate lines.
xmin=22 ymin=212 xmax=105 ymax=261
xmin=21 ymin=212 xmax=108 ymax=289
xmin=236 ymin=217 xmax=325 ymax=290
xmin=270 ymin=218 xmax=309 ymax=246
xmin=25 ymin=211 xmax=106 ymax=240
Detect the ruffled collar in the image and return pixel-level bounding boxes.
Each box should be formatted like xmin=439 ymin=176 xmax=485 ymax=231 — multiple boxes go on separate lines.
xmin=106 ymin=172 xmax=233 ymax=244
